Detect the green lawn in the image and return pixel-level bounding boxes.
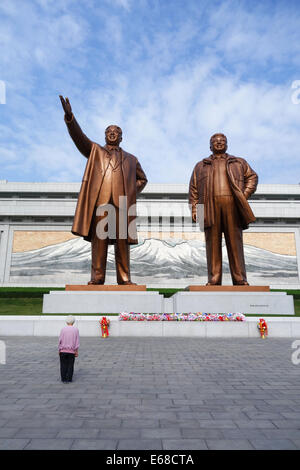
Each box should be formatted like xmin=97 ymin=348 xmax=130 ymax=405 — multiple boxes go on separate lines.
xmin=0 ymin=298 xmax=119 ymax=316
xmin=0 ymin=297 xmax=43 ymax=315
xmin=0 ymin=287 xmax=299 ymax=316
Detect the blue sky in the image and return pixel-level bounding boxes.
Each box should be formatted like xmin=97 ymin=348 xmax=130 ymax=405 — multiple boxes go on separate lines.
xmin=1 ymin=0 xmax=300 ymax=184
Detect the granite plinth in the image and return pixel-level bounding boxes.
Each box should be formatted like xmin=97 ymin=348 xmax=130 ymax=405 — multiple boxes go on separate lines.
xmin=173 ymin=291 xmax=294 ymax=315
xmin=42 ymin=288 xmax=294 ymax=315
xmin=42 ymin=291 xmax=165 ymax=314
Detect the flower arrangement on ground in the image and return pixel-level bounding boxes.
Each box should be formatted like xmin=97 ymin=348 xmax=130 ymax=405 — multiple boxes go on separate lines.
xmin=257 ymin=318 xmax=268 ymax=338
xmin=119 ymin=312 xmax=246 ymax=321
xmin=100 ymin=316 xmax=110 ymax=337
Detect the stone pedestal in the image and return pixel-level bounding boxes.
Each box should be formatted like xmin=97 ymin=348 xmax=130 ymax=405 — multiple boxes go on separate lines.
xmin=174 ymin=290 xmax=294 ymax=315
xmin=42 ymin=285 xmax=295 ymax=315
xmin=42 ymin=289 xmax=165 ymax=314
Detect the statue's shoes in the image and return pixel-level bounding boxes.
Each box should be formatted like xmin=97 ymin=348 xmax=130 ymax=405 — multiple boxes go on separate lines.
xmin=88 ymin=280 xmax=104 ymax=285
xmin=119 ymin=281 xmax=137 ymax=286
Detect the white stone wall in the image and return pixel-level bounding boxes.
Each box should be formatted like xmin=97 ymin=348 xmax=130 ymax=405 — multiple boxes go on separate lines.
xmin=0 ymin=182 xmax=300 ymax=288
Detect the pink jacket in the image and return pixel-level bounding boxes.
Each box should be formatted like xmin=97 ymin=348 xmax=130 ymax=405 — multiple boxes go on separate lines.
xmin=58 ymin=326 xmax=80 ymax=354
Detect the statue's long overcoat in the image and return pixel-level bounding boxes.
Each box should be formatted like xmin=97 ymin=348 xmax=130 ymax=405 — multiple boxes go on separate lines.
xmin=189 ymin=154 xmax=258 ymax=230
xmin=65 ymin=116 xmax=147 ymax=243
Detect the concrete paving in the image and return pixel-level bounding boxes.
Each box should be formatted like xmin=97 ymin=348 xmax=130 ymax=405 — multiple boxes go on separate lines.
xmin=0 ymin=336 xmax=300 ymax=450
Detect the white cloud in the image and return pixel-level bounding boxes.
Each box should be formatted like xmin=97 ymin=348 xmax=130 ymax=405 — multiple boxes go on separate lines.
xmin=0 ymin=147 xmax=18 ymax=162
xmin=105 ymin=0 xmax=132 ymax=11
xmin=0 ymin=2 xmax=87 ymax=83
xmin=4 ymin=41 xmax=300 ymax=185
xmin=83 ymin=60 xmax=300 ymax=184
xmin=204 ymin=1 xmax=300 ymax=66
xmin=1 ymin=0 xmax=300 ymax=185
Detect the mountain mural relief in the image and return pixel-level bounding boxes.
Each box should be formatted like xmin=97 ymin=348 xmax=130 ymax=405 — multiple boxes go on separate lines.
xmin=10 ymin=237 xmax=298 ymax=286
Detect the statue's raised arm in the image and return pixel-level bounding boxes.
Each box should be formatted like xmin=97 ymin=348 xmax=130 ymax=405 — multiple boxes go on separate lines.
xmin=59 ymin=95 xmax=93 ymax=158
xmin=59 ymin=95 xmax=72 ymax=120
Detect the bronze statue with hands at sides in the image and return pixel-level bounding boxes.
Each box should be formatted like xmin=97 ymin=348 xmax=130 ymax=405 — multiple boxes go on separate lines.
xmin=189 ymin=133 xmax=258 ymax=286
xmin=59 ymin=96 xmax=147 ymax=285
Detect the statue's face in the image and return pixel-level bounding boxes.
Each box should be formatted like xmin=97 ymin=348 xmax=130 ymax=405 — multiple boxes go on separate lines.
xmin=210 ymin=134 xmax=227 ymax=154
xmin=105 ymin=125 xmax=122 ymax=146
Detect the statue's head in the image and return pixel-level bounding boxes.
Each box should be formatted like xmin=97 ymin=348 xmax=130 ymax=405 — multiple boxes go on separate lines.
xmin=105 ymin=125 xmax=122 ymax=146
xmin=210 ymin=133 xmax=227 ymax=154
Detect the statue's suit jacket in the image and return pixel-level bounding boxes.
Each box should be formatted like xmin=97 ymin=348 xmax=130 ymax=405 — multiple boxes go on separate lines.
xmin=65 ymin=115 xmax=148 ymax=243
xmin=189 ymin=154 xmax=258 ymax=230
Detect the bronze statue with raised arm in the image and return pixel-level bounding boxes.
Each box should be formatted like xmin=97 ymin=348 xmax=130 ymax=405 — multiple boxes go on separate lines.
xmin=59 ymin=96 xmax=147 ymax=285
xmin=189 ymin=133 xmax=258 ymax=286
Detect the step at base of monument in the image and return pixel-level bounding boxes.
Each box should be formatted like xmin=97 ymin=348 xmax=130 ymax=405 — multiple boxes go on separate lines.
xmin=1 ymin=316 xmax=299 ymax=337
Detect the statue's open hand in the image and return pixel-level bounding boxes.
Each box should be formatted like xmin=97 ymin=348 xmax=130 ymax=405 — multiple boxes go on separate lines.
xmin=59 ymin=95 xmax=72 ymax=120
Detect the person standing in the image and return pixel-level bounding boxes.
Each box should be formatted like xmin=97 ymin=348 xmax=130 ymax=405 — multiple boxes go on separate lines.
xmin=58 ymin=316 xmax=80 ymax=383
xmin=189 ymin=133 xmax=258 ymax=285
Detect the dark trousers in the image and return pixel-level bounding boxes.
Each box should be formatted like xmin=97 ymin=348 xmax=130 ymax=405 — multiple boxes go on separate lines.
xmin=59 ymin=352 xmax=75 ymax=382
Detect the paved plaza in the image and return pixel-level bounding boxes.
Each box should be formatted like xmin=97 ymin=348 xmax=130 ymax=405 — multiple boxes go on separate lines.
xmin=0 ymin=336 xmax=300 ymax=450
